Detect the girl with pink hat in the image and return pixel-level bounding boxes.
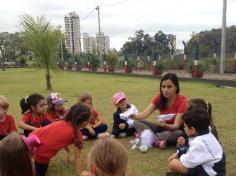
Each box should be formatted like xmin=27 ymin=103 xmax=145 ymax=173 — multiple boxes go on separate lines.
xmin=111 ymin=92 xmax=137 ymax=138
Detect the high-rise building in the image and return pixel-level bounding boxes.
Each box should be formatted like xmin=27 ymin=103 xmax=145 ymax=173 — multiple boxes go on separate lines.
xmin=82 ymin=33 xmax=96 ymax=53
xmin=96 ymin=32 xmax=110 ymax=54
xmin=64 ymin=12 xmax=81 ymax=54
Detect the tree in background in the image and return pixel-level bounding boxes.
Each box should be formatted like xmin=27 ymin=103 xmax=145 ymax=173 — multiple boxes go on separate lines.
xmin=121 ymin=30 xmax=173 ymax=59
xmin=20 ymin=14 xmax=62 ymax=90
xmin=106 ymin=50 xmax=119 ymax=72
xmin=187 ymin=26 xmax=236 ymax=57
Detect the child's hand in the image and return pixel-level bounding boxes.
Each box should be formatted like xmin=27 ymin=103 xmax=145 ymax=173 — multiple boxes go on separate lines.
xmin=168 ymin=153 xmax=178 ymax=162
xmin=119 ymin=123 xmax=126 ymax=129
xmin=88 ymin=127 xmax=96 ymax=136
xmin=177 ymin=136 xmax=185 ymax=146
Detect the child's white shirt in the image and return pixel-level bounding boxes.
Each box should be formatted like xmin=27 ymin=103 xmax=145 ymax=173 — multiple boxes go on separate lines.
xmin=119 ymin=104 xmax=138 ymax=128
xmin=180 ymin=132 xmax=223 ymax=176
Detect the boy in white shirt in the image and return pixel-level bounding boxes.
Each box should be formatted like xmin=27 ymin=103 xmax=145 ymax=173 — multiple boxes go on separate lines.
xmin=168 ymin=108 xmax=226 ymax=176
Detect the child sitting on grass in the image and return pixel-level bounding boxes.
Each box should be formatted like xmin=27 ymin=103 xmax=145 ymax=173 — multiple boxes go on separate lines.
xmin=46 ymin=92 xmax=68 ymax=121
xmin=19 ymin=93 xmax=52 ymax=136
xmin=173 ymin=98 xmax=219 ymax=159
xmin=168 ymin=108 xmax=225 ymax=176
xmin=111 ymin=92 xmax=136 ymax=138
xmin=0 ymin=96 xmax=17 ymax=140
xmin=79 ymin=93 xmax=109 ymax=139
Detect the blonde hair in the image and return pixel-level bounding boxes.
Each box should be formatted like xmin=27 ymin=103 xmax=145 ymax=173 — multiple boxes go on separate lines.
xmin=89 ymin=138 xmax=128 ymax=176
xmin=0 ymin=96 xmax=9 ymax=110
xmin=79 ymin=93 xmax=92 ymax=103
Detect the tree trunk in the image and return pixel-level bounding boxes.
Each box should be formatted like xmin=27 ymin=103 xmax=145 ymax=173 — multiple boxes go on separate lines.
xmin=45 ymin=66 xmax=52 ymax=90
xmin=1 ymin=59 xmax=5 ymax=71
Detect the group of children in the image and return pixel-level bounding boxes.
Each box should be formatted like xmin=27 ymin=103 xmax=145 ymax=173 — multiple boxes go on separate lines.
xmin=0 ymin=73 xmax=226 ymax=176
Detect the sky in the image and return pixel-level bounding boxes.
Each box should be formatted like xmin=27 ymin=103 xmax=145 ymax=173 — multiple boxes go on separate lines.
xmin=0 ymin=0 xmax=236 ymax=50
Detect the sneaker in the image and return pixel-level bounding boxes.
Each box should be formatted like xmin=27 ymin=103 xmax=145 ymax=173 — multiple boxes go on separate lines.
xmin=131 ymin=144 xmax=138 ymax=150
xmin=97 ymin=132 xmax=110 ymax=138
xmin=119 ymin=132 xmax=127 ymax=137
xmin=130 ymin=138 xmax=140 ymax=145
xmin=154 ymin=139 xmax=166 ymax=149
xmin=110 ymin=134 xmax=115 ymax=138
xmin=83 ymin=136 xmax=88 ymax=140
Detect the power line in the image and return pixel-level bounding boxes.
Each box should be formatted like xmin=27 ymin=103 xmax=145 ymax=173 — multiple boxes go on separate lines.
xmin=101 ymin=0 xmax=129 ymax=7
xmin=81 ymin=8 xmax=96 ymax=22
xmin=80 ymin=0 xmax=129 ymax=22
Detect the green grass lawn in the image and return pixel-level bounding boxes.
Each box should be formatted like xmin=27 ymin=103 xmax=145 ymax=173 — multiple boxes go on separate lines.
xmin=0 ymin=68 xmax=236 ymax=176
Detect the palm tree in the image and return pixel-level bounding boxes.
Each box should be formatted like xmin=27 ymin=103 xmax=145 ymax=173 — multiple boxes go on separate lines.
xmin=20 ymin=14 xmax=62 ymax=90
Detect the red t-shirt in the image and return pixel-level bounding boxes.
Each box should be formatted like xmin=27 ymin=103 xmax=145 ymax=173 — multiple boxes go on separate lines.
xmin=47 ymin=109 xmax=67 ymax=122
xmin=89 ymin=109 xmax=99 ymax=126
xmin=31 ymin=120 xmax=83 ymax=164
xmin=0 ymin=114 xmax=17 ymax=136
xmin=151 ymin=94 xmax=187 ymax=124
xmin=21 ymin=112 xmax=51 ymax=127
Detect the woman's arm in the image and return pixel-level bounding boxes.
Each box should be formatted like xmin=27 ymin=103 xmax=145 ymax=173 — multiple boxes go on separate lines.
xmin=19 ymin=120 xmax=38 ymax=131
xmin=133 ymin=103 xmax=156 ymax=120
xmin=162 ymin=113 xmax=183 ymax=130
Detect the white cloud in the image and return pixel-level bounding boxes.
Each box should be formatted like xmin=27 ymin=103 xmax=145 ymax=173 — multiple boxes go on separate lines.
xmin=0 ymin=0 xmax=235 ymax=50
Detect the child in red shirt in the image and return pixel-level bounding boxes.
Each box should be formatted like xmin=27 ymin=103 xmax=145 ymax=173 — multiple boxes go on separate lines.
xmin=19 ymin=93 xmax=52 ymax=136
xmin=0 ymin=96 xmax=17 ymax=140
xmin=46 ymin=92 xmax=67 ymax=122
xmin=79 ymin=93 xmax=109 ymax=139
xmin=31 ymin=103 xmax=91 ymax=176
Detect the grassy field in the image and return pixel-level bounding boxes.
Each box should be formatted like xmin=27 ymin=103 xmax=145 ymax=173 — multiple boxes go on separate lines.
xmin=0 ymin=68 xmax=236 ymax=176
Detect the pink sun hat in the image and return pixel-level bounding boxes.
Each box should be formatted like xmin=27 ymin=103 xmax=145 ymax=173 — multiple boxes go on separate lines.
xmin=112 ymin=92 xmax=127 ymax=105
xmin=21 ymin=135 xmax=41 ymax=154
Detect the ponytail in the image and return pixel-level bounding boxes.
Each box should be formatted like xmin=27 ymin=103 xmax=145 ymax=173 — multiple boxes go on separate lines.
xmin=20 ymin=94 xmax=44 ymax=114
xmin=20 ymin=97 xmax=30 ymax=114
xmin=206 ymin=102 xmax=218 ymax=139
xmin=188 ymin=98 xmax=218 ymax=139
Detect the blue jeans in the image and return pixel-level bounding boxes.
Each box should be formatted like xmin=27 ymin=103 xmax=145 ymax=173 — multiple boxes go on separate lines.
xmin=81 ymin=124 xmax=108 ymax=139
xmin=35 ymin=161 xmax=48 ymax=176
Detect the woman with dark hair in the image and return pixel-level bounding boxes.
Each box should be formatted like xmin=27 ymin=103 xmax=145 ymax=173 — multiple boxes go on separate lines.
xmin=132 ymin=73 xmax=188 ymax=146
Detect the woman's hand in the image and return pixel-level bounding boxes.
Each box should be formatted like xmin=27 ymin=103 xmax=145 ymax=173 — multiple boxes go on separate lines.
xmin=157 ymin=119 xmax=167 ymax=128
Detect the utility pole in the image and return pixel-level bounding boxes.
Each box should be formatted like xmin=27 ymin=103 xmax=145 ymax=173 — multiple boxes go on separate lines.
xmin=220 ymin=0 xmax=227 ymax=74
xmin=96 ymin=6 xmax=102 ymax=67
xmin=96 ymin=6 xmax=101 ymax=34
